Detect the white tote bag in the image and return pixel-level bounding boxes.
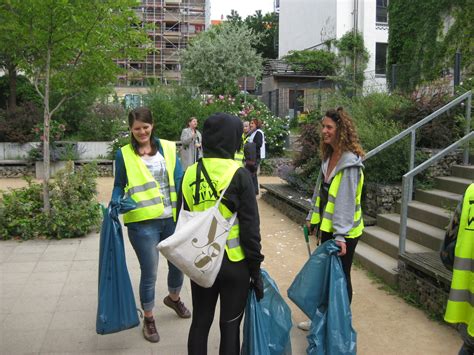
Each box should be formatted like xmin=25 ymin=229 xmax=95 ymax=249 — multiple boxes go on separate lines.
xmin=157 ymin=183 xmax=237 ymax=288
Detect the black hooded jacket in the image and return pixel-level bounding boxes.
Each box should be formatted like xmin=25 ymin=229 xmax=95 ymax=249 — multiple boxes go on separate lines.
xmin=178 ymin=113 xmax=264 ymax=277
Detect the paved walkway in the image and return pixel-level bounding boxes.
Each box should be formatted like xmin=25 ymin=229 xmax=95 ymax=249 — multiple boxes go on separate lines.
xmin=0 ymin=176 xmax=462 ymax=354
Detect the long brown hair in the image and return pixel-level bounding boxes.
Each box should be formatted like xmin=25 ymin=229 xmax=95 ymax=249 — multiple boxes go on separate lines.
xmin=320 ymin=107 xmax=365 ymax=160
xmin=128 ymin=107 xmax=158 ymax=156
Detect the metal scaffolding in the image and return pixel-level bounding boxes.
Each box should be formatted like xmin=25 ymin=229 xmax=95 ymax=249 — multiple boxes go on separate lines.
xmin=116 ymin=0 xmax=207 ymax=86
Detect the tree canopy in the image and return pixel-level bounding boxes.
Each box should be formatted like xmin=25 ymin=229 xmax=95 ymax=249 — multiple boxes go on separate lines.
xmin=0 ymin=0 xmax=148 ymax=211
xmin=226 ymin=10 xmax=278 ymax=59
xmin=181 ymin=22 xmax=263 ymax=95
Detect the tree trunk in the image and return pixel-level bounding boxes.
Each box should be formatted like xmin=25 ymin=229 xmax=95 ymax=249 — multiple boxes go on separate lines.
xmin=43 ymin=47 xmax=51 ymax=214
xmin=6 ymin=60 xmax=17 ymax=115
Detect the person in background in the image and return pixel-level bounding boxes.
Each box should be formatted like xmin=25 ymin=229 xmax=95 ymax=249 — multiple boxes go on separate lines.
xmin=234 ymin=121 xmax=250 ymax=165
xmin=180 ymin=113 xmax=264 ymax=355
xmin=247 ymin=118 xmax=266 ymax=195
xmin=298 ymin=107 xmax=365 ymax=331
xmin=180 ymin=117 xmax=202 ymax=170
xmin=441 ymin=183 xmax=474 ymax=355
xmin=111 ymin=107 xmax=191 ymax=343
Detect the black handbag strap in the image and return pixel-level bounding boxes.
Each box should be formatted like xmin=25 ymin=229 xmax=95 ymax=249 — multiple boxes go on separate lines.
xmin=194 ymin=160 xmax=219 ymax=205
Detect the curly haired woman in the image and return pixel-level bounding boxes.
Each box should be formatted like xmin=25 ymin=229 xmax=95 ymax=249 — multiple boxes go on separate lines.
xmin=298 ymin=107 xmax=365 ymax=331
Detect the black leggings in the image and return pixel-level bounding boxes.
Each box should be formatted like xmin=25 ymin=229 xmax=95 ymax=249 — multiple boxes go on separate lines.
xmin=321 ymin=231 xmax=359 ymax=303
xmin=187 ymin=254 xmax=250 ymax=355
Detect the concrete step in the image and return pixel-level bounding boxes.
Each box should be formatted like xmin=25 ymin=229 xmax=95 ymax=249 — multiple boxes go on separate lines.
xmin=396 ymin=200 xmax=451 ymax=230
xmin=435 ymin=175 xmax=473 ymax=195
xmin=354 ymin=241 xmax=398 ymax=288
xmin=451 ymin=164 xmax=474 ymax=179
xmin=376 ymin=213 xmax=445 ymax=251
xmin=414 ymin=188 xmax=462 ymax=210
xmin=362 ymin=226 xmax=431 ymax=258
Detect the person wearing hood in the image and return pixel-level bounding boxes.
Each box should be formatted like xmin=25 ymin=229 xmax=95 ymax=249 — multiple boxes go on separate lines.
xmin=298 ymin=107 xmax=365 ymax=331
xmin=178 ymin=113 xmax=264 ymax=355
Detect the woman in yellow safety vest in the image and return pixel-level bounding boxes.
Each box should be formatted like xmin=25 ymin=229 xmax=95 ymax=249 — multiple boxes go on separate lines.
xmin=298 ymin=107 xmax=365 ymax=331
xmin=179 ymin=113 xmax=264 ymax=355
xmin=111 ymin=107 xmax=191 ymax=343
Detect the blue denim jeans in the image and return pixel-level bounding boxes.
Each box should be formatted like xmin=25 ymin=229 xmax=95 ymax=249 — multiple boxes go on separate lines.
xmin=127 ymin=217 xmax=184 ymax=312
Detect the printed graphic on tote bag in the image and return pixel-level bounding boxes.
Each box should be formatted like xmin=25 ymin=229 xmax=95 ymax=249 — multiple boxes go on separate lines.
xmin=193 ymin=216 xmax=226 ymax=272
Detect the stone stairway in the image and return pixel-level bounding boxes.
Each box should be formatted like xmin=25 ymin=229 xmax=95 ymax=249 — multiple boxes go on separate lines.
xmin=355 ymin=164 xmax=474 ymax=287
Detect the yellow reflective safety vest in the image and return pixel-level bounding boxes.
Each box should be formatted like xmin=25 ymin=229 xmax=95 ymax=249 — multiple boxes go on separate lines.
xmin=182 ymin=158 xmax=245 ymax=262
xmin=121 ymin=140 xmax=178 ymax=224
xmin=234 ymin=134 xmax=248 ymax=166
xmin=444 ymin=183 xmax=474 ymax=336
xmin=310 ymin=169 xmax=364 ymax=238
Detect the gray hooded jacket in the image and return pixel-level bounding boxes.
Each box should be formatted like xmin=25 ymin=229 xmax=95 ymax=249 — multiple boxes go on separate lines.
xmin=306 ymin=151 xmax=364 ymax=242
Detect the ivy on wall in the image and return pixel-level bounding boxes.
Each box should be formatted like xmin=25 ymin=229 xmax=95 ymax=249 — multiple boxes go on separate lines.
xmin=388 ymin=0 xmax=472 ymax=92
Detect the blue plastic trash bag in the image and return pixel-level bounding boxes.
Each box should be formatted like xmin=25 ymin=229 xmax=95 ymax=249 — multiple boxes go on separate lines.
xmin=242 ymin=269 xmax=293 ymax=355
xmin=96 ymin=198 xmax=139 ymax=335
xmin=287 ymin=240 xmax=357 ymax=355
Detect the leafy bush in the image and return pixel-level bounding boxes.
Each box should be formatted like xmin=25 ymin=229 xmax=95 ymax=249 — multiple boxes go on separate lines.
xmin=0 ymin=75 xmax=42 ymax=110
xmin=0 ymin=102 xmax=42 ymax=142
xmin=143 ymin=84 xmax=204 ymax=140
xmin=76 ymin=103 xmax=127 ymax=141
xmin=283 ymin=49 xmax=339 ymax=75
xmin=0 ymin=163 xmax=101 ymax=239
xmin=284 ymin=92 xmax=414 ymax=188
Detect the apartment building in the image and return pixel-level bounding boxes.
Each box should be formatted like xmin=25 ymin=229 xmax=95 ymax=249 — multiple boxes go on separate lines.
xmin=116 ymin=0 xmax=210 ymax=87
xmin=278 ymin=0 xmax=389 ymax=91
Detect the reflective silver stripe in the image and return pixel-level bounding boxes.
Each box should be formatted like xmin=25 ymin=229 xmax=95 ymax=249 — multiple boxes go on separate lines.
xmin=171 ymin=201 xmax=177 ymax=208
xmin=328 ymin=195 xmax=336 ymax=203
xmin=169 ymin=185 xmax=176 ymax=193
xmin=128 ymin=181 xmax=158 ymax=195
xmin=453 ymin=256 xmax=474 ymax=272
xmin=352 ymin=217 xmax=362 ymax=229
xmin=322 ymin=210 xmax=333 ymax=220
xmin=355 ymin=204 xmax=361 ymax=212
xmin=449 ymin=289 xmax=474 ymax=307
xmin=135 ymin=196 xmax=162 ymax=208
xmin=227 ymin=238 xmax=240 ymax=248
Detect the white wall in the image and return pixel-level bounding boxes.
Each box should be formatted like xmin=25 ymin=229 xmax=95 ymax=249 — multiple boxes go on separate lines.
xmin=278 ymin=0 xmax=336 ymax=57
xmin=278 ymin=0 xmax=388 ymax=90
xmin=0 ymin=142 xmax=111 ymax=160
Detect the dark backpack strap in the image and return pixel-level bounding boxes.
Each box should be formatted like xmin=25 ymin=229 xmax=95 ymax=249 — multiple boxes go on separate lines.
xmin=193 ymin=159 xmax=203 ymax=205
xmin=193 ymin=160 xmax=219 ymax=205
xmin=201 ymin=161 xmax=219 ymax=199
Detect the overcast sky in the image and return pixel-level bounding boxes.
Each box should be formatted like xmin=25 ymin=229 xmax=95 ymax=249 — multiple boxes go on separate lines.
xmin=210 ymin=0 xmax=275 ymax=20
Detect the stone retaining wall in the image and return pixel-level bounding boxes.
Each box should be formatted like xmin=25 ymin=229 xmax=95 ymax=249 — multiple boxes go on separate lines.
xmin=0 ymin=161 xmax=113 ymax=178
xmin=364 ymin=183 xmax=402 ymax=217
xmin=74 ymin=162 xmax=113 ymax=177
xmin=0 ymin=164 xmax=35 ymax=178
xmin=398 ymin=261 xmax=450 ymax=320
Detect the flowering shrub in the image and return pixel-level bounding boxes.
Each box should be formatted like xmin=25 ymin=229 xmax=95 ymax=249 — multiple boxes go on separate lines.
xmin=32 ymin=120 xmax=66 ymax=142
xmin=203 ymin=94 xmax=289 ymax=157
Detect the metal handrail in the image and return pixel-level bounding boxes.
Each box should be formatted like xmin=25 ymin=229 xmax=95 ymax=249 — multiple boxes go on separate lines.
xmin=362 ymin=90 xmax=472 ymax=256
xmin=398 ymin=131 xmax=474 ymax=254
xmin=364 ymin=90 xmax=472 ymax=200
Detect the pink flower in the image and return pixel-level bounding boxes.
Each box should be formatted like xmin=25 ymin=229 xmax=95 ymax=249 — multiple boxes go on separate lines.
xmin=218 ymin=95 xmax=224 ymax=100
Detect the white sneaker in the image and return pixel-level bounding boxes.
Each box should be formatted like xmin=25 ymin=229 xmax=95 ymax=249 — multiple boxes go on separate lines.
xmin=297 ymin=320 xmax=312 ymax=331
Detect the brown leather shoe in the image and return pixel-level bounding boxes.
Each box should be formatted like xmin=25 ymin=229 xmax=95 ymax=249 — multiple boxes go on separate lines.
xmin=163 ymin=296 xmax=191 ymax=318
xmin=143 ymin=317 xmax=160 ymax=343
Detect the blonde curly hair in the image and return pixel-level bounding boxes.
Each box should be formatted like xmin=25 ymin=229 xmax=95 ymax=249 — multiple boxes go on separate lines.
xmin=320 ymin=107 xmax=365 ymax=160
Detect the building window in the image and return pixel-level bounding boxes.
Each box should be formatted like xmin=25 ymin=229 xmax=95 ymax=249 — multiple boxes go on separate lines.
xmin=375 ymin=43 xmax=388 ymax=75
xmin=376 ymin=0 xmax=388 ymax=23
